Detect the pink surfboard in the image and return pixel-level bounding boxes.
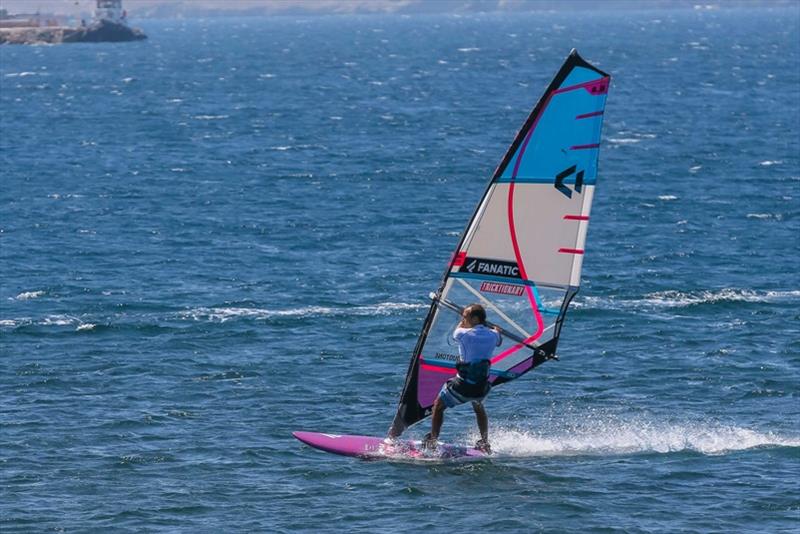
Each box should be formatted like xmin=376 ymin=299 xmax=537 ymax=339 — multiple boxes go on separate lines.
xmin=293 ymin=431 xmax=488 ymax=460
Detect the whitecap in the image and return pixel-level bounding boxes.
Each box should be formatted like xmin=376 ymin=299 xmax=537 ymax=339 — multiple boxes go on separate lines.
xmin=40 ymin=315 xmax=75 ymax=326
xmin=457 ymin=47 xmax=480 ymax=53
xmin=759 ymin=160 xmax=782 ymax=166
xmin=575 ymin=289 xmax=799 ymax=312
xmin=193 ymin=115 xmax=229 ymax=120
xmin=642 ymin=288 xmax=800 ymax=308
xmin=76 ymin=323 xmax=96 ymax=331
xmin=658 ymin=195 xmax=678 ymax=201
xmin=14 ymin=290 xmax=45 ymax=300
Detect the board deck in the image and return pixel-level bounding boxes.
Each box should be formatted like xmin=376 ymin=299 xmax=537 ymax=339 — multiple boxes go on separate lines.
xmin=293 ymin=431 xmax=488 ymax=460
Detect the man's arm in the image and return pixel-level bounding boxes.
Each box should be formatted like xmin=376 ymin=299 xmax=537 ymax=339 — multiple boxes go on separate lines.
xmin=491 ymin=326 xmax=502 ymax=346
xmin=453 ymin=327 xmax=469 ymax=341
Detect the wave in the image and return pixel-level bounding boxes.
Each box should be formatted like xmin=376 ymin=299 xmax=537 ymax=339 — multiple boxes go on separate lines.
xmin=746 ymin=213 xmax=784 ymax=220
xmin=0 ymin=315 xmax=97 ymax=331
xmin=12 ymin=290 xmax=45 ymax=301
xmin=40 ymin=314 xmax=75 ymax=326
xmin=489 ymin=419 xmax=800 ymax=457
xmin=192 ymin=114 xmax=229 ymax=120
xmin=2 ymin=289 xmax=794 ymax=330
xmin=0 ymin=301 xmax=428 ymax=330
xmin=178 ymin=301 xmax=427 ymax=323
xmin=640 ymin=288 xmax=800 ymax=308
xmin=575 ymin=288 xmax=800 ymax=312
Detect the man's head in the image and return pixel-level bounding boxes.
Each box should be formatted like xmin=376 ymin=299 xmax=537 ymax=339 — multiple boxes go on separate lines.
xmin=462 ymin=303 xmax=487 ymax=326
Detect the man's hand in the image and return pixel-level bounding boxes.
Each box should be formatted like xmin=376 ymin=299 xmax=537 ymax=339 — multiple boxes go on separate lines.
xmin=491 ymin=325 xmax=502 ymax=346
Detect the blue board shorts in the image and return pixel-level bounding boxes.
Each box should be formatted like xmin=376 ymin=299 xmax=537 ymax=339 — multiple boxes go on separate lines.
xmin=438 ymin=375 xmax=491 ymax=408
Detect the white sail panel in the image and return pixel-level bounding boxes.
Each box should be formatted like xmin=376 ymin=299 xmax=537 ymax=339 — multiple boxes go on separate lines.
xmin=457 ymin=182 xmax=596 ymax=287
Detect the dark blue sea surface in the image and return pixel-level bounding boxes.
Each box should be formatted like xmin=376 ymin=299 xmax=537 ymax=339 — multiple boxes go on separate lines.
xmin=2 ymin=6 xmax=799 ymax=532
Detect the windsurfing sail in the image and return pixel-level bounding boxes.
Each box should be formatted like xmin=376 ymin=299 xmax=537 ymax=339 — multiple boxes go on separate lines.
xmin=389 ymin=49 xmax=610 ymax=437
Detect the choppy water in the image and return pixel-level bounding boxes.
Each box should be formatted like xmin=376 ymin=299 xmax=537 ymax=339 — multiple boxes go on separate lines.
xmin=2 ymin=6 xmax=799 ymax=533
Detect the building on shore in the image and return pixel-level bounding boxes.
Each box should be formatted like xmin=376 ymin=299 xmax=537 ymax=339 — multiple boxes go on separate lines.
xmin=0 ymin=0 xmax=146 ymax=45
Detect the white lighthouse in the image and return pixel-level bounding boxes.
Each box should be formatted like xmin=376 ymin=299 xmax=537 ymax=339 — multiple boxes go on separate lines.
xmin=94 ymin=0 xmax=126 ymax=24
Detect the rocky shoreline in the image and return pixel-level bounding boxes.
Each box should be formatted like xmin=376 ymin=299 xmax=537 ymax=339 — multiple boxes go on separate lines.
xmin=0 ymin=20 xmax=146 ymax=45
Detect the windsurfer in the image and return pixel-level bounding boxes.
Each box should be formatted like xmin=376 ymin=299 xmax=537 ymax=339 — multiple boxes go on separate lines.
xmin=422 ymin=303 xmax=501 ymax=453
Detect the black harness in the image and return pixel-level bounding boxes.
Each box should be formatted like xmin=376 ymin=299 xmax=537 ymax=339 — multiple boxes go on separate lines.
xmin=450 ymin=359 xmax=491 ymax=398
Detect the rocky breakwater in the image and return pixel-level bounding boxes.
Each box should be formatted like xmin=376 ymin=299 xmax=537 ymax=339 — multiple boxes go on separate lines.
xmin=0 ymin=20 xmax=146 ymax=44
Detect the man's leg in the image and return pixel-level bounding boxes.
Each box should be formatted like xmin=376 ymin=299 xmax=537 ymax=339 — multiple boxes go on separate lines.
xmin=472 ymin=401 xmax=489 ymax=442
xmin=429 ymin=397 xmax=446 ymax=440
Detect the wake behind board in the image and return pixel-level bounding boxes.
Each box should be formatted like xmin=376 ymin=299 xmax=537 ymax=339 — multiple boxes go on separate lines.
xmin=293 ymin=431 xmax=488 ymax=461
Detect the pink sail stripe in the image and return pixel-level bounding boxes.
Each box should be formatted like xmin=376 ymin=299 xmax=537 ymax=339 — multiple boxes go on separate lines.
xmin=490 ymin=86 xmax=567 ymax=366
xmin=558 ymin=248 xmax=584 ymax=254
xmin=507 ymin=152 xmax=545 ymax=342
xmin=420 ymin=361 xmax=457 ymax=375
xmin=570 ymin=143 xmax=600 ymax=150
xmin=563 ymin=214 xmax=590 ymax=220
xmin=553 ymin=76 xmax=610 ymax=96
xmin=491 ymin=334 xmax=539 ymax=364
xmin=576 ymin=110 xmax=604 ymax=119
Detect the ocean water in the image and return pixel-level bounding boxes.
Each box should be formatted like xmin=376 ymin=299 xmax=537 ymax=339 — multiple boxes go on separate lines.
xmin=1 ymin=6 xmax=799 ymax=532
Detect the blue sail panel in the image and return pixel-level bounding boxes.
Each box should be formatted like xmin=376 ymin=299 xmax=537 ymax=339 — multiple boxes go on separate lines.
xmin=498 ymin=65 xmax=609 ymax=184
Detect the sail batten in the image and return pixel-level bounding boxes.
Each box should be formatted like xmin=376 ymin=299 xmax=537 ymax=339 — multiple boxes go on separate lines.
xmin=388 ymin=50 xmax=610 ymax=437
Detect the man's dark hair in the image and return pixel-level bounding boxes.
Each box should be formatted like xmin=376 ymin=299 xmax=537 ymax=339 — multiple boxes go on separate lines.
xmin=466 ymin=304 xmax=487 ymax=324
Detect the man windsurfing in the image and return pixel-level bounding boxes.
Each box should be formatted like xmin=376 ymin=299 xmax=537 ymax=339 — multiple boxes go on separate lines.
xmin=421 ymin=303 xmax=501 ymax=454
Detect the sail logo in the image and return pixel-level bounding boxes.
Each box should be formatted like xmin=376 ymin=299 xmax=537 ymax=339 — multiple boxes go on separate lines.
xmin=460 ymin=257 xmax=521 ymax=279
xmin=433 ymin=352 xmax=459 ymax=362
xmin=554 ymin=165 xmax=584 ymax=198
xmin=480 ymin=281 xmax=525 ymax=296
